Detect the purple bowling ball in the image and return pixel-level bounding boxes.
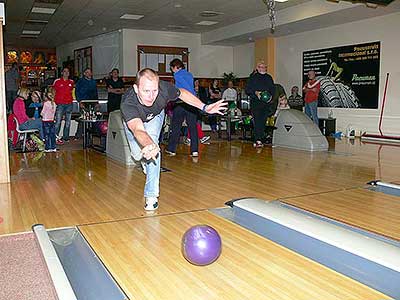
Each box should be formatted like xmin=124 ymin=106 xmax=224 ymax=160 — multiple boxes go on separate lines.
xmin=182 ymin=225 xmax=222 ymax=266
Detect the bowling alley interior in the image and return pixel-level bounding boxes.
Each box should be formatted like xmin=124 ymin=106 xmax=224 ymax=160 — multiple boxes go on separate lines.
xmin=1 ymin=0 xmax=400 ymax=299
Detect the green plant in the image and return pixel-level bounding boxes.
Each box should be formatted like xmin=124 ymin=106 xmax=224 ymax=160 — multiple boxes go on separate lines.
xmin=222 ymin=72 xmax=237 ymax=85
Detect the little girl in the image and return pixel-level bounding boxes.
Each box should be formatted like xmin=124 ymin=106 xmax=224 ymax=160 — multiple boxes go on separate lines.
xmin=40 ymin=91 xmax=57 ymax=152
xmin=274 ymin=94 xmax=290 ymax=118
xmin=28 ymin=90 xmax=43 ymax=119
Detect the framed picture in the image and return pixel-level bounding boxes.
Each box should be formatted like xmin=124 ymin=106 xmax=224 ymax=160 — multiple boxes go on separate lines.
xmin=74 ymin=46 xmax=92 ymax=78
xmin=20 ymin=51 xmax=33 ymax=64
xmin=33 ymin=51 xmax=45 ymax=64
xmin=6 ymin=50 xmax=18 ymax=64
xmin=47 ymin=53 xmax=57 ymax=66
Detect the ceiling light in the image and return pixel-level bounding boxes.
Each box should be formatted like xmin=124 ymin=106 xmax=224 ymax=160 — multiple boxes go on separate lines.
xmin=174 ymin=4 xmax=182 ymax=8
xmin=20 ymin=35 xmax=39 ymax=39
xmin=275 ymin=0 xmax=289 ymax=2
xmin=196 ymin=21 xmax=218 ymax=26
xmin=167 ymin=25 xmax=187 ymax=29
xmin=31 ymin=7 xmax=56 ymax=14
xmin=22 ymin=30 xmax=41 ymax=35
xmin=26 ymin=19 xmax=49 ymax=24
xmin=120 ymin=14 xmax=144 ymax=20
xmin=199 ymin=10 xmax=224 ymax=17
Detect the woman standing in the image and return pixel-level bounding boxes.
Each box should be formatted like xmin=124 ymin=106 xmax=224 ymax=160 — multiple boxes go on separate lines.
xmin=208 ymin=79 xmax=221 ymax=132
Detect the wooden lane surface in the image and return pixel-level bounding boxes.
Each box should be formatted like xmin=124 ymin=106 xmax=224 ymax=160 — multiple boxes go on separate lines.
xmin=1 ymin=138 xmax=400 ymax=234
xmin=79 ymin=210 xmax=390 ymax=300
xmin=281 ymin=188 xmax=400 ymax=241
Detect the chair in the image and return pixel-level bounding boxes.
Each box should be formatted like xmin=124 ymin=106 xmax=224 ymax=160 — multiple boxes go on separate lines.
xmin=13 ymin=116 xmax=39 ymax=152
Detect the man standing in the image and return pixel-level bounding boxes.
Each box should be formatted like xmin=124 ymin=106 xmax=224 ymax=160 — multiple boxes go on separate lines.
xmin=166 ymin=58 xmax=199 ymax=157
xmin=245 ymin=61 xmax=276 ymax=148
xmin=106 ymin=68 xmax=125 ymax=113
xmin=121 ymin=68 xmax=226 ymax=211
xmin=75 ymin=68 xmax=98 ymax=139
xmin=303 ymin=70 xmax=320 ymax=125
xmin=53 ymin=68 xmax=74 ymax=144
xmin=5 ymin=62 xmax=20 ymax=112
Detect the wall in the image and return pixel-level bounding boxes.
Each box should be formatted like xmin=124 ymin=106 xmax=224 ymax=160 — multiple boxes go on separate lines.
xmin=121 ymin=29 xmax=233 ymax=78
xmin=56 ymin=30 xmax=122 ymax=79
xmin=233 ymin=42 xmax=254 ymax=78
xmin=276 ymin=12 xmax=400 ymax=134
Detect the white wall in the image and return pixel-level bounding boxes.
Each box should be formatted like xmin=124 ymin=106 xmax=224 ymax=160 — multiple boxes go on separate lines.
xmin=57 ymin=30 xmax=122 ymax=79
xmin=276 ymin=12 xmax=400 ymax=134
xmin=233 ymin=42 xmax=255 ymax=78
xmin=122 ymin=29 xmax=233 ymax=78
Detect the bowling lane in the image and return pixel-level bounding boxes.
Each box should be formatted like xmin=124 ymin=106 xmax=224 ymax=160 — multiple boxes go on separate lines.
xmin=79 ymin=211 xmax=390 ymax=300
xmin=281 ymin=188 xmax=400 ymax=241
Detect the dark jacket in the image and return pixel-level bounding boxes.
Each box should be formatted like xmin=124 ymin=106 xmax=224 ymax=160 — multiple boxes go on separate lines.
xmin=246 ymin=72 xmax=276 ymax=118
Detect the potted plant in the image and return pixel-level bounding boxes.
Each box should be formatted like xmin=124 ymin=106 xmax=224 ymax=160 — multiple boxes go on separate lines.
xmin=222 ymin=72 xmax=237 ymax=86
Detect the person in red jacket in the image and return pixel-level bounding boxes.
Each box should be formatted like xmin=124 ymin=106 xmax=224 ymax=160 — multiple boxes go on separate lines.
xmin=303 ymin=70 xmax=320 ymax=125
xmin=53 ymin=68 xmax=74 ymax=144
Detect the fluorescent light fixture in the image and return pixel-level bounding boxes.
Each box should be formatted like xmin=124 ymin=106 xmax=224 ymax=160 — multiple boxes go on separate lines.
xmin=196 ymin=21 xmax=218 ymax=26
xmin=22 ymin=30 xmax=41 ymax=35
xmin=167 ymin=24 xmax=187 ymax=29
xmin=275 ymin=0 xmax=288 ymax=2
xmin=120 ymin=14 xmax=144 ymax=20
xmin=20 ymin=35 xmax=39 ymax=39
xmin=31 ymin=7 xmax=56 ymax=14
xmin=27 ymin=19 xmax=49 ymax=24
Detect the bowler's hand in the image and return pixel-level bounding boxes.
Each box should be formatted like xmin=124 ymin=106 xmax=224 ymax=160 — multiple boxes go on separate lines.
xmin=205 ymin=100 xmax=228 ymax=115
xmin=141 ymin=143 xmax=160 ymax=160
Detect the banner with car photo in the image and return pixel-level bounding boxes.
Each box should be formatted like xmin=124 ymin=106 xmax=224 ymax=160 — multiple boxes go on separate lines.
xmin=302 ymin=41 xmax=380 ymax=109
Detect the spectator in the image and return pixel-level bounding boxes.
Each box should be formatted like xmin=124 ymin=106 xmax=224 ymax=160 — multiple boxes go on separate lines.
xmin=53 ymin=67 xmax=74 ymax=144
xmin=288 ymin=86 xmax=303 ymax=111
xmin=26 ymin=90 xmax=43 ymax=119
xmin=41 ymin=91 xmax=57 ymax=152
xmin=222 ymin=80 xmax=238 ymax=103
xmin=208 ymin=79 xmax=221 ymax=132
xmin=13 ymin=87 xmax=44 ymax=140
xmin=303 ymin=70 xmax=320 ymax=125
xmin=106 ymin=68 xmax=125 ymax=113
xmin=75 ymin=68 xmax=98 ymax=139
xmin=5 ymin=62 xmax=20 ymax=112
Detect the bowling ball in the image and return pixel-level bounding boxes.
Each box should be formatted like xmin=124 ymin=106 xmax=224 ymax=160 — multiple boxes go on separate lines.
xmin=98 ymin=121 xmax=108 ymax=135
xmin=260 ymin=91 xmax=272 ymax=103
xmin=182 ymin=225 xmax=222 ymax=266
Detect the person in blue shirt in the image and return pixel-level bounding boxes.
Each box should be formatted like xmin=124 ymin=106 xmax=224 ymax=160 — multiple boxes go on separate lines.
xmin=27 ymin=90 xmax=43 ymax=119
xmin=75 ymin=68 xmax=98 ymax=139
xmin=166 ymin=59 xmax=199 ymax=157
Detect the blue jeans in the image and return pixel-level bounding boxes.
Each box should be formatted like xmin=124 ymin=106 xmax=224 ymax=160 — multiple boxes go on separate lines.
xmin=20 ymin=118 xmax=44 ymax=140
xmin=55 ymin=104 xmax=73 ymax=140
xmin=305 ymin=101 xmax=319 ymax=126
xmin=43 ymin=121 xmax=56 ymax=150
xmin=124 ymin=111 xmax=164 ymax=198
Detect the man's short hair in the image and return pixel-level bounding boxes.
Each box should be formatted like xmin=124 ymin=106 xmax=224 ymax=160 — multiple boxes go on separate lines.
xmin=169 ymin=58 xmax=185 ymax=70
xmin=136 ymin=68 xmax=159 ymax=85
xmin=111 ymin=68 xmax=119 ymax=73
xmin=83 ymin=67 xmax=91 ymax=73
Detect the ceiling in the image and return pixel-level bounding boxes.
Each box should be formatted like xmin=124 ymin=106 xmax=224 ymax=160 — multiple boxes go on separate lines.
xmin=2 ymin=0 xmax=400 ymax=48
xmin=2 ymin=0 xmax=307 ymax=47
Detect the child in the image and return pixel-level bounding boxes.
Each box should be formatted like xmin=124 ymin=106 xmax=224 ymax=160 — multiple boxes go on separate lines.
xmin=41 ymin=91 xmax=57 ymax=152
xmin=274 ymin=94 xmax=290 ymax=118
xmin=28 ymin=90 xmax=43 ymax=119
